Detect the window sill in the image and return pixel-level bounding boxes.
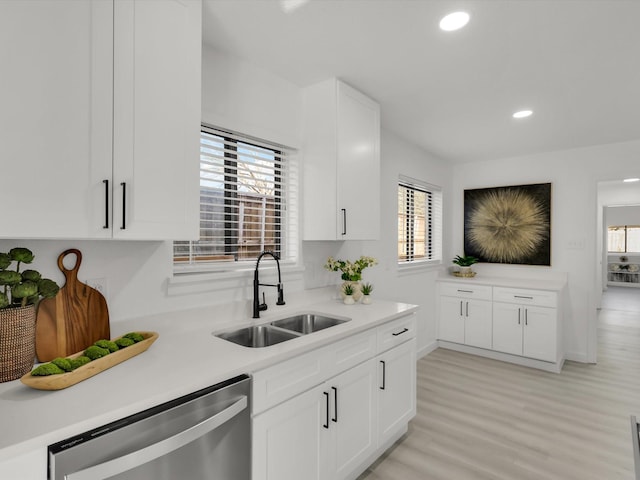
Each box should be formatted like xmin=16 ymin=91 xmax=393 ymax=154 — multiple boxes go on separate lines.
xmin=397 ymin=261 xmax=443 ymax=277
xmin=168 ymin=262 xmax=305 ymax=297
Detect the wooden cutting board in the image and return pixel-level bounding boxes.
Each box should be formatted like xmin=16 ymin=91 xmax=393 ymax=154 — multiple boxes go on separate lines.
xmin=35 ymin=249 xmax=110 ymax=362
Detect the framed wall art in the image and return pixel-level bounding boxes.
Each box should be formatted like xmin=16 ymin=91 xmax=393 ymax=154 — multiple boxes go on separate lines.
xmin=464 ymin=183 xmax=551 ymax=266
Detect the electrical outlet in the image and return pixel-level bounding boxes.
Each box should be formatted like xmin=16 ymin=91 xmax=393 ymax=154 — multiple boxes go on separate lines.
xmin=86 ymin=278 xmax=108 ymax=300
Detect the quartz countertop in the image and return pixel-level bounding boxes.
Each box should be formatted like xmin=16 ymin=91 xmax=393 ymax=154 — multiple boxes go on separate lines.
xmin=0 ymin=287 xmax=417 ymax=463
xmin=437 ymin=272 xmax=568 ymax=292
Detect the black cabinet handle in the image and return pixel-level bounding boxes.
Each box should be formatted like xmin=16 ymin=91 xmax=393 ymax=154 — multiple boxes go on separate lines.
xmin=392 ymin=328 xmax=409 ymax=337
xmin=518 ymin=308 xmax=521 ymax=325
xmin=459 ymin=300 xmax=463 ymax=316
xmin=466 ymin=301 xmax=469 ymax=317
xmin=341 ymin=208 xmax=347 ymax=236
xmin=120 ymin=182 xmax=126 ymax=230
xmin=103 ymin=179 xmax=109 ymax=229
xmin=380 ymin=360 xmax=386 ymax=390
xmin=331 ymin=386 xmax=338 ymax=423
xmin=323 ymin=391 xmax=329 ymax=429
xmin=525 ymin=308 xmax=528 ymax=326
xmin=515 ymin=295 xmax=534 ymax=300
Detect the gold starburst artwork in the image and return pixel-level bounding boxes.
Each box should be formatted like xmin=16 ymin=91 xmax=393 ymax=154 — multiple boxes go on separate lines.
xmin=464 ymin=184 xmax=551 ymax=265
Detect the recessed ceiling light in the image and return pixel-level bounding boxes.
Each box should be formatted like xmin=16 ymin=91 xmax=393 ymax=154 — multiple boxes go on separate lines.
xmin=439 ymin=11 xmax=470 ymax=31
xmin=513 ymin=110 xmax=533 ymax=119
xmin=623 ymin=178 xmax=640 ymax=183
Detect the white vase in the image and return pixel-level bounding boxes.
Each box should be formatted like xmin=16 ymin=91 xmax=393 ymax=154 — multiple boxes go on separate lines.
xmin=343 ymin=295 xmax=355 ymax=305
xmin=361 ymin=295 xmax=372 ymax=305
xmin=459 ymin=266 xmax=473 ymax=275
xmin=340 ymin=281 xmax=363 ymax=302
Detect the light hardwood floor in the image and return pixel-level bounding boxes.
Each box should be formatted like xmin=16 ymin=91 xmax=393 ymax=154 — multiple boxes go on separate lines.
xmin=359 ymin=287 xmax=640 ymax=480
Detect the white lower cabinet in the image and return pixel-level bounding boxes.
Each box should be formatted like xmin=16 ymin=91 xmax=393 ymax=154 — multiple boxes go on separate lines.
xmin=438 ymin=283 xmax=493 ymax=349
xmin=492 ymin=302 xmax=557 ymax=362
xmin=252 ymin=314 xmax=417 ymax=480
xmin=437 ymin=280 xmax=564 ymax=371
xmin=327 ymin=360 xmax=378 ymax=479
xmin=253 ymin=385 xmax=325 ymax=480
xmin=377 ymin=339 xmax=416 ymax=446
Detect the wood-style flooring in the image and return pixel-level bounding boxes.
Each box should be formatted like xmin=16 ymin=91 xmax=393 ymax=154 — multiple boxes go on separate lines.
xmin=358 ymin=286 xmax=640 ymax=480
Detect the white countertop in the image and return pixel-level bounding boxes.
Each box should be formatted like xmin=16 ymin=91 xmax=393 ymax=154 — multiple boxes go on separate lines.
xmin=437 ymin=273 xmax=568 ymax=292
xmin=0 ymin=287 xmax=417 ymax=462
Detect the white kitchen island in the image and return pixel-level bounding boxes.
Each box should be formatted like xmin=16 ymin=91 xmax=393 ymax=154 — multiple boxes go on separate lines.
xmin=0 ymin=287 xmax=417 ymax=479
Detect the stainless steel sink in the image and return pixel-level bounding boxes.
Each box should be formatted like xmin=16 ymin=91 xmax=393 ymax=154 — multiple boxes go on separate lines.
xmin=271 ymin=313 xmax=348 ymax=334
xmin=215 ymin=313 xmax=349 ymax=348
xmin=216 ymin=325 xmax=300 ymax=348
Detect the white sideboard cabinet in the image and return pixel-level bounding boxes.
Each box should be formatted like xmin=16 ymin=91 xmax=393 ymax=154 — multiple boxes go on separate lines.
xmin=0 ymin=0 xmax=201 ymax=240
xmin=437 ymin=279 xmax=564 ymax=373
xmin=302 ymin=78 xmax=380 ymax=241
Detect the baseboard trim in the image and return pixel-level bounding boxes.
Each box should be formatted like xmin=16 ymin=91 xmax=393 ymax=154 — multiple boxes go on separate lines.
xmin=418 ymin=340 xmax=438 ymax=359
xmin=437 ymin=340 xmax=565 ymax=373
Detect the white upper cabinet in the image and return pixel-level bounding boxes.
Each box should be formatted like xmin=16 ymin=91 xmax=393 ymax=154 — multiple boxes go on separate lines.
xmin=302 ymin=79 xmax=380 ymax=241
xmin=0 ymin=0 xmax=201 ymax=240
xmin=112 ymin=0 xmax=201 ymax=240
xmin=0 ymin=0 xmax=113 ymax=238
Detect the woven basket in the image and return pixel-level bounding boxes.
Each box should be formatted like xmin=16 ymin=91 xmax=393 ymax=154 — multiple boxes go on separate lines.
xmin=0 ymin=305 xmax=36 ymax=383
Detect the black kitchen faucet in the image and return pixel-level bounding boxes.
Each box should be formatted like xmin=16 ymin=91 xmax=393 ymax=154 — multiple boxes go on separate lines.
xmin=253 ymin=251 xmax=285 ymax=318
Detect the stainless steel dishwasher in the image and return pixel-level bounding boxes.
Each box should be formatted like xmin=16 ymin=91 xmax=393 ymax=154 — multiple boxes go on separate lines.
xmin=48 ymin=374 xmax=250 ymax=480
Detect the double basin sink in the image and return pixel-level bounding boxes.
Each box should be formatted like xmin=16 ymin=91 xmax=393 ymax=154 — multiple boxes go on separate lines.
xmin=216 ymin=313 xmax=348 ymax=348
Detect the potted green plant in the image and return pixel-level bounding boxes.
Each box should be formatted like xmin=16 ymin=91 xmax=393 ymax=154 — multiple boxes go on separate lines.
xmin=325 ymin=255 xmax=377 ymax=301
xmin=342 ymin=283 xmax=355 ymax=305
xmin=361 ymin=282 xmax=373 ymax=304
xmin=0 ymin=248 xmax=60 ymax=382
xmin=452 ymin=255 xmax=478 ymax=275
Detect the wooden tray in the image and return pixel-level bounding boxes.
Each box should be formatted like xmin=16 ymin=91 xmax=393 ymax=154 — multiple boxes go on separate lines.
xmin=21 ymin=332 xmax=159 ymax=391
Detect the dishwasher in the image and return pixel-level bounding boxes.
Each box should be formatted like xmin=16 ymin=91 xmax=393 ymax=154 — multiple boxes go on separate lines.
xmin=48 ymin=374 xmax=250 ymax=480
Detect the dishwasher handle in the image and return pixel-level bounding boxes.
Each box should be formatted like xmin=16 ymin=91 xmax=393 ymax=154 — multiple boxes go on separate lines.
xmin=66 ymin=396 xmax=248 ymax=480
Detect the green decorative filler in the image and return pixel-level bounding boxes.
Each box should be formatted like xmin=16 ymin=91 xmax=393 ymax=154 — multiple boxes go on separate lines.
xmin=361 ymin=282 xmax=374 ymax=296
xmin=29 ymin=332 xmax=146 ymax=376
xmin=342 ymin=283 xmax=355 ymax=296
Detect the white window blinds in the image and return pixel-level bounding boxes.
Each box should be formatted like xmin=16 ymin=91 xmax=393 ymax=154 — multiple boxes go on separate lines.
xmin=174 ymin=126 xmax=297 ymax=269
xmin=398 ymin=176 xmax=442 ymax=264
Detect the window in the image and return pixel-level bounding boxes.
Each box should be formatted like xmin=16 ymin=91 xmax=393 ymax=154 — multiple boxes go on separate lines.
xmin=608 ymin=225 xmax=640 ymax=253
xmin=398 ymin=176 xmax=442 ymax=265
xmin=174 ymin=126 xmax=297 ymax=270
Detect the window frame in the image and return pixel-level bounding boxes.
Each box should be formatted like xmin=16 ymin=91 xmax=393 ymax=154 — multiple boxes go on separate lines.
xmin=173 ymin=125 xmax=298 ymax=275
xmin=608 ymin=225 xmax=640 ymax=253
xmin=397 ymin=175 xmax=442 ymax=270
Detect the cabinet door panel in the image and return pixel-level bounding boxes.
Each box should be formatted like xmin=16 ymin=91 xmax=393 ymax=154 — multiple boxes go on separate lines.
xmin=438 ymin=296 xmax=465 ymax=343
xmin=0 ymin=0 xmax=112 ymax=238
xmin=253 ymin=385 xmax=325 ymax=480
xmin=464 ymin=299 xmax=493 ymax=349
xmin=492 ymin=302 xmax=523 ymax=356
xmin=336 ymin=82 xmax=380 ymax=240
xmin=378 ymin=340 xmax=416 ymax=445
xmin=523 ymin=306 xmax=557 ymax=362
xmin=330 ymin=360 xmax=378 ymax=480
xmin=113 ymin=0 xmax=201 ymax=239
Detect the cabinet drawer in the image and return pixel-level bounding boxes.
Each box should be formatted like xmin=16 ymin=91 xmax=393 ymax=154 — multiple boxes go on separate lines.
xmin=377 ymin=314 xmax=416 ymax=353
xmin=493 ymin=287 xmax=557 ymax=308
xmin=327 ymin=329 xmax=377 ymax=378
xmin=439 ymin=282 xmax=492 ymax=301
xmin=252 ymin=347 xmax=328 ymax=415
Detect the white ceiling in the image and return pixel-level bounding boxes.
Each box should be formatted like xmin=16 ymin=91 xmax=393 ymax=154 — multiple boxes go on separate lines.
xmin=202 ymin=0 xmax=640 ymax=164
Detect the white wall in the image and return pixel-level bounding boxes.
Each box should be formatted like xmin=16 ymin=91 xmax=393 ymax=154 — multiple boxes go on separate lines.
xmin=304 ymin=129 xmax=453 ymax=356
xmin=452 ymin=139 xmax=640 ymax=362
xmin=0 ymin=45 xmax=453 ymax=359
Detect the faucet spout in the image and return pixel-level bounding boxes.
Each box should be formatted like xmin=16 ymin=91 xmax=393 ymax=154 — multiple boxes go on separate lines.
xmin=253 ymin=251 xmax=285 ymax=318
